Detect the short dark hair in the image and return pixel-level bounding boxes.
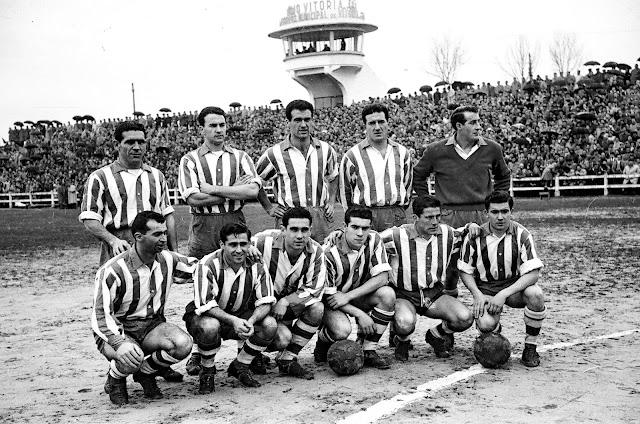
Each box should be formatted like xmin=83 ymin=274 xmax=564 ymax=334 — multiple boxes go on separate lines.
xmin=197 ymin=106 xmax=226 ymax=126
xmin=344 ymin=205 xmax=373 ymax=225
xmin=484 ymin=190 xmax=514 ymax=210
xmin=450 ymin=105 xmax=479 ymax=131
xmin=285 ymin=100 xmax=314 ymax=121
xmin=220 ymin=222 xmax=251 ymax=243
xmin=282 ymin=207 xmax=312 ymax=227
xmin=114 ymin=121 xmax=146 ymax=142
xmin=131 ymin=211 xmax=165 ymax=237
xmin=412 ymin=195 xmax=441 ymax=216
xmin=362 ymin=103 xmax=389 ymax=124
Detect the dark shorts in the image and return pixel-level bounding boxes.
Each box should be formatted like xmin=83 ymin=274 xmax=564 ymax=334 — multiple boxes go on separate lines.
xmin=183 ymin=307 xmax=253 ymax=341
xmin=94 ymin=315 xmax=166 ymax=358
xmin=99 ymin=227 xmax=135 ymax=266
xmin=477 ymin=276 xmax=520 ymax=296
xmin=370 ymin=205 xmax=407 ymax=232
xmin=275 ymin=206 xmax=334 ymax=243
xmin=394 ymin=285 xmax=444 ymax=315
xmin=188 ymin=209 xmax=246 ymax=259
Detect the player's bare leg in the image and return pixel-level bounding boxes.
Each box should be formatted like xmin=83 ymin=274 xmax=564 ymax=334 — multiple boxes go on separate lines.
xmin=506 ymin=284 xmax=547 ymax=367
xmin=188 ymin=316 xmax=222 ymax=394
xmin=424 ymin=295 xmax=474 ymax=358
xmin=314 ymin=309 xmax=352 ymax=363
xmin=276 ymin=302 xmax=323 ymax=380
xmin=229 ymin=315 xmax=278 ymax=388
xmin=352 ymin=286 xmax=396 ymax=369
xmin=392 ymin=299 xmax=417 ymax=361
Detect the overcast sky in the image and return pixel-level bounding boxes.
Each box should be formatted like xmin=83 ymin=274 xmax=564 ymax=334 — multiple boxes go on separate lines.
xmin=1 ymin=0 xmax=639 ymax=142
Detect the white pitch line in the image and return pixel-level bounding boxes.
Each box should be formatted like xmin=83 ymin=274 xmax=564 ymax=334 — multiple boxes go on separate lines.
xmin=337 ymin=329 xmax=640 ymax=424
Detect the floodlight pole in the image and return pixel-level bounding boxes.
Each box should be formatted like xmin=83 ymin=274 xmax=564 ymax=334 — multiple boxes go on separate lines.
xmin=132 ymin=83 xmax=136 ymax=114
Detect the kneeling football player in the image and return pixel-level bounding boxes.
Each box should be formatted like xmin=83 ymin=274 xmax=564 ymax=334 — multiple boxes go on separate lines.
xmin=458 ymin=191 xmax=547 ymax=367
xmin=380 ymin=196 xmax=476 ymax=360
xmin=183 ymin=223 xmax=278 ymax=393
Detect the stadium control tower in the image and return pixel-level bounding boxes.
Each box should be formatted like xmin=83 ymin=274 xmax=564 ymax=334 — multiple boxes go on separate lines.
xmin=268 ymin=1 xmax=386 ymax=108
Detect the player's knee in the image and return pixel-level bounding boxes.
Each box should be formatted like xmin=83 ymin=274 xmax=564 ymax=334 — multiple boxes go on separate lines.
xmin=327 ymin=322 xmax=352 ymax=341
xmin=170 ymin=332 xmax=193 ymax=360
xmin=272 ymin=327 xmax=292 ymax=350
xmin=524 ymin=285 xmax=545 ymax=309
xmin=193 ymin=318 xmax=221 ymax=346
xmin=304 ymin=302 xmax=325 ymax=325
xmin=450 ymin=308 xmax=474 ymax=331
xmin=116 ymin=359 xmax=141 ymax=375
xmin=475 ymin=315 xmax=499 ymax=333
xmin=375 ymin=285 xmax=396 ymax=309
xmin=393 ymin=313 xmax=416 ymax=336
xmin=259 ymin=316 xmax=279 ymax=338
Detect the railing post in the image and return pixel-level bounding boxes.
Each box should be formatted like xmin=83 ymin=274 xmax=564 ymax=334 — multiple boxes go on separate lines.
xmin=50 ymin=191 xmax=55 ymax=207
xmin=603 ymin=174 xmax=608 ymax=196
xmin=509 ymin=177 xmax=514 ymax=197
xmin=554 ymin=176 xmax=560 ymax=197
xmin=8 ymin=193 xmax=12 ymax=209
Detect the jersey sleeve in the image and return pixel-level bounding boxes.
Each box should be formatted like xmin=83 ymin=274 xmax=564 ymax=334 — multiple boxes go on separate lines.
xmin=91 ymin=266 xmax=126 ymax=351
xmin=178 ymin=153 xmax=201 ymax=201
xmin=79 ymin=171 xmax=105 ymax=223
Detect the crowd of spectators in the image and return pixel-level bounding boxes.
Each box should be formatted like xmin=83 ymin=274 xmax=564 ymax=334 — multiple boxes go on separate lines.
xmin=2 ymin=65 xmax=640 ymax=198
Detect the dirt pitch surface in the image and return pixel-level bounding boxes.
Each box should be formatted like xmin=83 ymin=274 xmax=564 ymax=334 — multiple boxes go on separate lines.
xmin=1 ymin=197 xmax=639 ymax=424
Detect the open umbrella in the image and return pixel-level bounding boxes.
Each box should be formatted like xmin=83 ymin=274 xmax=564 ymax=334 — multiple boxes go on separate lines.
xmin=602 ymin=61 xmax=617 ymax=68
xmin=24 ymin=120 xmax=35 ymax=125
xmin=13 ymin=121 xmax=23 ymax=127
xmin=434 ymin=81 xmax=448 ymax=87
xmin=156 ymin=146 xmax=170 ymax=153
xmin=256 ymin=128 xmax=273 ymax=135
xmin=522 ymin=82 xmax=540 ymax=92
xmin=387 ymin=87 xmax=401 ymax=94
xmin=72 ymin=115 xmax=83 ymax=121
xmin=447 ymin=103 xmax=459 ymax=111
xmin=451 ymin=81 xmax=465 ymax=91
xmin=159 ymin=107 xmax=171 ymax=113
xmin=229 ymin=102 xmax=242 ymax=108
xmin=551 ymin=79 xmax=569 ymax=87
xmin=472 ymin=89 xmax=487 ymax=96
xmin=572 ymin=127 xmax=591 ymax=135
xmin=575 ymin=112 xmax=597 ymax=121
xmin=419 ymin=85 xmax=432 ymax=93
xmin=133 ymin=111 xmax=145 ymax=117
xmin=270 ymin=99 xmax=282 ymax=104
xmin=541 ymin=129 xmax=559 ymax=136
xmin=83 ymin=115 xmax=95 ymax=121
xmin=513 ymin=137 xmax=528 ymax=146
xmin=37 ymin=120 xmax=51 ymax=125
xmin=228 ymin=125 xmax=245 ymax=132
xmin=617 ymin=63 xmax=631 ymax=71
xmin=583 ymin=61 xmax=600 ymax=66
xmin=52 ymin=120 xmax=62 ymax=125
xmin=30 ymin=154 xmax=42 ymax=161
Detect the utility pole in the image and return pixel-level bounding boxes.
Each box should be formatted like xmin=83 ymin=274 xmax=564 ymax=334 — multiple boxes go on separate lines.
xmin=131 ymin=83 xmax=136 ymax=114
xmin=528 ymin=53 xmax=533 ymax=81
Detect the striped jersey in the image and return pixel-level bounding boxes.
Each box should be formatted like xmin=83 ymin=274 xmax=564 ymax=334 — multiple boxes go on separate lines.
xmin=252 ymin=229 xmax=326 ymax=310
xmin=458 ymin=221 xmax=543 ymax=283
xmin=80 ymin=162 xmax=174 ymax=230
xmin=380 ymin=223 xmax=467 ymax=292
xmin=339 ymin=138 xmax=413 ymax=209
xmin=92 ymin=249 xmax=197 ymax=351
xmin=323 ymin=231 xmax=391 ymax=295
xmin=256 ymin=136 xmax=338 ymax=208
xmin=191 ymin=249 xmax=276 ymax=316
xmin=178 ymin=144 xmax=261 ymax=214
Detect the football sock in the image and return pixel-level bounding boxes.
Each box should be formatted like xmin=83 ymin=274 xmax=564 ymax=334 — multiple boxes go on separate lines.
xmin=524 ymin=306 xmax=546 ymax=345
xmin=237 ymin=334 xmax=272 ymax=366
xmin=199 ymin=345 xmax=220 ymax=369
xmin=431 ymin=322 xmax=453 ymax=339
xmin=362 ymin=307 xmax=394 ymax=351
xmin=109 ymin=360 xmax=128 ymax=379
xmin=318 ymin=326 xmax=336 ymax=343
xmin=282 ymin=316 xmax=319 ymax=361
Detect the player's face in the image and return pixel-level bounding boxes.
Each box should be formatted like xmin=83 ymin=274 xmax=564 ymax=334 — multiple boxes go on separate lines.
xmin=222 ymin=233 xmax=250 ymax=267
xmin=487 ymin=201 xmax=512 ymax=235
xmin=136 ymin=220 xmax=167 ymax=254
xmin=202 ymin=113 xmax=226 ymax=147
xmin=414 ymin=207 xmax=442 ymax=237
xmin=364 ymin=112 xmax=389 ymax=144
xmin=289 ymin=109 xmax=313 ymax=141
xmin=282 ymin=218 xmax=311 ymax=254
xmin=457 ymin=112 xmax=481 ymax=143
xmin=344 ymin=217 xmax=371 ymax=250
xmin=118 ymin=130 xmax=146 ymax=168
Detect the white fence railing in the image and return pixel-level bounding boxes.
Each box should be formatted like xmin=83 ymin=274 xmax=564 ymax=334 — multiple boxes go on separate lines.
xmin=1 ymin=175 xmax=638 ymax=209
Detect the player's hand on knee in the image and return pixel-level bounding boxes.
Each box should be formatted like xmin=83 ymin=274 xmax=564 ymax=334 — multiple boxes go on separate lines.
xmin=472 ymin=296 xmax=489 ymax=319
xmin=327 ymin=292 xmax=350 ymax=309
xmin=110 ymin=239 xmax=131 ymax=255
xmin=487 ymin=294 xmax=506 ymax=315
xmin=272 ymin=298 xmax=289 ymax=321
xmin=356 ymin=314 xmax=375 ymax=335
xmin=234 ymin=318 xmax=253 ymax=340
xmin=116 ymin=342 xmax=144 ymax=369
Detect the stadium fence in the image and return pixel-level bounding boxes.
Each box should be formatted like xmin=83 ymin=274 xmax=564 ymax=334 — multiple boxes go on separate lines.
xmin=1 ymin=175 xmax=638 ymax=209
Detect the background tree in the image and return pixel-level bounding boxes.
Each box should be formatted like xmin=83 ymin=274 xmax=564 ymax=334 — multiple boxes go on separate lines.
xmin=500 ymin=35 xmax=540 ymax=82
xmin=549 ymin=33 xmax=583 ymax=75
xmin=428 ymin=35 xmax=467 ymax=84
